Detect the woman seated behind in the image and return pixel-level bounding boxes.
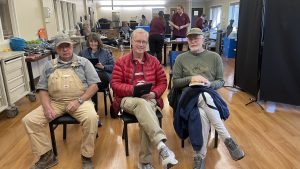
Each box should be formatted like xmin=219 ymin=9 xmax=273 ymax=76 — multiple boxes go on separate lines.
xmin=79 ymin=33 xmax=115 ymax=90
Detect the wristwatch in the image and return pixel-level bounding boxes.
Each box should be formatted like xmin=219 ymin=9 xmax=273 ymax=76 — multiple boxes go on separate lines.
xmin=77 ymin=97 xmax=84 ymax=105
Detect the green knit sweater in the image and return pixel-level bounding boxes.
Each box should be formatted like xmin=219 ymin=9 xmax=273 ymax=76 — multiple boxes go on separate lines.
xmin=172 ymin=50 xmax=224 ymax=90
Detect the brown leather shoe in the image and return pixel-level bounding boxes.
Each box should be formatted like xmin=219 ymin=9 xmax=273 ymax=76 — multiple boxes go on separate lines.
xmin=82 ymin=155 xmax=94 ymax=169
xmin=30 ymin=150 xmax=58 ymax=169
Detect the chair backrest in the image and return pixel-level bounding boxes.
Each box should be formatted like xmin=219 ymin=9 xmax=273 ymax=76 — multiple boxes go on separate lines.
xmin=169 ymin=51 xmax=184 ymax=69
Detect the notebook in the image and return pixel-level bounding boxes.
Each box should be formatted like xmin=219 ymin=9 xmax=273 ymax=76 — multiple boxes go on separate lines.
xmin=88 ymin=58 xmax=99 ymax=66
xmin=133 ymin=83 xmax=152 ymax=97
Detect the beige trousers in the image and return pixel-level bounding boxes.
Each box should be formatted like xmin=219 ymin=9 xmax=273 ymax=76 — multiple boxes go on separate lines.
xmin=23 ymin=66 xmax=98 ymax=158
xmin=22 ymin=100 xmax=98 ymax=158
xmin=121 ymin=97 xmax=166 ymax=163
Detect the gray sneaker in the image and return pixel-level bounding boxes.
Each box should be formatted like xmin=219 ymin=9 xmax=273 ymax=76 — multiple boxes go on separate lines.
xmin=193 ymin=155 xmax=204 ymax=169
xmin=81 ymin=155 xmax=94 ymax=169
xmin=30 ymin=150 xmax=58 ymax=169
xmin=224 ymin=138 xmax=245 ymax=161
xmin=138 ymin=163 xmax=154 ymax=169
xmin=159 ymin=146 xmax=178 ymax=169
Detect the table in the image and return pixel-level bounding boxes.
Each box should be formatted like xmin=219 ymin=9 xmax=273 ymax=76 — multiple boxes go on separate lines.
xmin=25 ymin=52 xmax=54 ymax=94
xmin=163 ymin=40 xmax=188 ymax=66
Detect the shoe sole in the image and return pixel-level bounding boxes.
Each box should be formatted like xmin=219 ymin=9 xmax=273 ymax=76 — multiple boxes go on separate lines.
xmin=162 ymin=158 xmax=178 ymax=169
xmin=165 ymin=163 xmax=176 ymax=169
xmin=45 ymin=160 xmax=58 ymax=169
xmin=233 ymin=152 xmax=245 ymax=161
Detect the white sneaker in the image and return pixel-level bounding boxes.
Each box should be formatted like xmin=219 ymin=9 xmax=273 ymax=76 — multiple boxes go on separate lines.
xmin=159 ymin=146 xmax=178 ymax=169
xmin=138 ymin=163 xmax=154 ymax=169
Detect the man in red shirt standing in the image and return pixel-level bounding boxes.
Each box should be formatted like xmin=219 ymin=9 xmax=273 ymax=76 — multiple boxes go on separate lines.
xmin=169 ymin=5 xmax=190 ymax=51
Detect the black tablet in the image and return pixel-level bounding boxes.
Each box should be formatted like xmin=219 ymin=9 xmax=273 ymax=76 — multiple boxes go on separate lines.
xmin=88 ymin=58 xmax=99 ymax=66
xmin=133 ymin=83 xmax=153 ymax=97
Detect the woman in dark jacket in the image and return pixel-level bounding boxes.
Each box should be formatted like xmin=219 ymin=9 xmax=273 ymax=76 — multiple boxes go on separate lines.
xmin=79 ymin=33 xmax=115 ymax=90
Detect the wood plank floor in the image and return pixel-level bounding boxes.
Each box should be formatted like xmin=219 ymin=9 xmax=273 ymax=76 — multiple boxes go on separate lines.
xmin=0 ymin=49 xmax=299 ymax=169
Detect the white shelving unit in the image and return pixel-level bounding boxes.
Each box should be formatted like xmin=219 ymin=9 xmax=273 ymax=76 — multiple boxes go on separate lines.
xmin=0 ymin=67 xmax=8 ymax=113
xmin=0 ymin=51 xmax=30 ymax=117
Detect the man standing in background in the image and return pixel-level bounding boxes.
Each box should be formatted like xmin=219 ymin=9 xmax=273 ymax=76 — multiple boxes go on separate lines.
xmin=169 ymin=5 xmax=190 ymax=51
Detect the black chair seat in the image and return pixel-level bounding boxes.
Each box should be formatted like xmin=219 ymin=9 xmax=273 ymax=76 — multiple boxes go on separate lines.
xmin=50 ymin=114 xmax=79 ymax=124
xmin=122 ymin=110 xmax=163 ymax=156
xmin=49 ymin=114 xmax=80 ymax=156
xmin=122 ymin=111 xmax=162 ymax=124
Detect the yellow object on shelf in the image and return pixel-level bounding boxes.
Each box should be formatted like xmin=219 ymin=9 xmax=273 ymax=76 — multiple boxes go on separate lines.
xmin=2 ymin=48 xmax=11 ymax=52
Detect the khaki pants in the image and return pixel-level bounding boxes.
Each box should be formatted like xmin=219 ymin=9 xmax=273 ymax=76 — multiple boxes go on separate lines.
xmin=198 ymin=92 xmax=231 ymax=158
xmin=22 ymin=100 xmax=98 ymax=158
xmin=121 ymin=97 xmax=166 ymax=163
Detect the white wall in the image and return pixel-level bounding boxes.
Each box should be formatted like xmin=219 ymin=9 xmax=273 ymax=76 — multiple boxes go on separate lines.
xmin=205 ymin=0 xmax=239 ymax=29
xmin=14 ymin=0 xmax=85 ymax=40
xmin=41 ymin=0 xmax=57 ymax=39
xmin=14 ymin=0 xmax=44 ymax=40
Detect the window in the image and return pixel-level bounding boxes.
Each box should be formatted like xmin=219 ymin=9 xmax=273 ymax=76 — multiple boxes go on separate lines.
xmin=210 ymin=6 xmax=222 ymax=29
xmin=228 ymin=2 xmax=239 ymax=31
xmin=54 ymin=0 xmax=77 ymax=33
xmin=0 ymin=0 xmax=13 ymax=40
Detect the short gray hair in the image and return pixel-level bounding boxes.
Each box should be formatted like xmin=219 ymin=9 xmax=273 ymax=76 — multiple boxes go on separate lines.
xmin=131 ymin=28 xmax=149 ymax=40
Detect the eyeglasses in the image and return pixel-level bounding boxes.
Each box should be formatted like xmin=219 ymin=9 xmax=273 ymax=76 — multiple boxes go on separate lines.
xmin=133 ymin=39 xmax=148 ymax=45
xmin=188 ymin=36 xmax=203 ymax=41
xmin=57 ymin=43 xmax=72 ymax=49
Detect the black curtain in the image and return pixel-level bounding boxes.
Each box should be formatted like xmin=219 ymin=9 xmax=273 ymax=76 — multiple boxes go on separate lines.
xmin=260 ymin=0 xmax=300 ymax=105
xmin=234 ymin=0 xmax=263 ymax=96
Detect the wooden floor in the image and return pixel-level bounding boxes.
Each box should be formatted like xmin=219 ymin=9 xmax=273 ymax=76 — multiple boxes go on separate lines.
xmin=0 ymin=49 xmax=300 ymax=169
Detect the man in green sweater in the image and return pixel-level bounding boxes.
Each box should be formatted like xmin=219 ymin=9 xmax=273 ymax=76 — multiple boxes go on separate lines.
xmin=172 ymin=28 xmax=244 ymax=169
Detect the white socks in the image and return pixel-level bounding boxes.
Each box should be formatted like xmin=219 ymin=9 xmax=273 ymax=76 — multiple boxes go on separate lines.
xmin=157 ymin=141 xmax=166 ymax=150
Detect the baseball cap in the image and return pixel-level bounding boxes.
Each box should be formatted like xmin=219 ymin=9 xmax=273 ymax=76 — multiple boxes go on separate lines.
xmin=186 ymin=28 xmax=204 ymax=37
xmin=55 ymin=34 xmax=72 ymax=47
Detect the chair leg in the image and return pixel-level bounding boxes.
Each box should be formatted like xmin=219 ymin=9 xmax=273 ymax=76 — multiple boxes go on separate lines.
xmin=158 ymin=118 xmax=162 ymax=128
xmin=49 ymin=124 xmax=58 ymax=156
xmin=103 ymin=91 xmax=108 ymax=116
xmin=214 ymin=130 xmax=218 ymax=148
xmin=122 ymin=123 xmax=125 ymax=139
xmin=181 ymin=139 xmax=185 ymax=148
xmin=168 ymin=73 xmax=173 ymax=89
xmin=91 ymin=92 xmax=98 ymax=112
xmin=63 ymin=124 xmax=67 ymax=140
xmin=107 ymin=89 xmax=113 ymax=104
xmin=124 ymin=122 xmax=129 ymax=156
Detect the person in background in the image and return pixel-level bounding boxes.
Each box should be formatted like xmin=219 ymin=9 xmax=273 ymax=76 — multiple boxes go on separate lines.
xmin=169 ymin=5 xmax=190 ymax=51
xmin=79 ymin=33 xmax=114 ymax=91
xmin=226 ymin=19 xmax=235 ymax=37
xmin=172 ymin=28 xmax=245 ymax=169
xmin=149 ymin=11 xmax=166 ymax=63
xmin=120 ymin=21 xmax=132 ymax=40
xmin=111 ymin=28 xmax=178 ymax=169
xmin=139 ymin=14 xmax=150 ymax=26
xmin=83 ymin=15 xmax=91 ymax=38
xmin=22 ymin=35 xmax=100 ymax=169
xmin=202 ymin=20 xmax=210 ymax=32
xmin=193 ymin=14 xmax=206 ymax=29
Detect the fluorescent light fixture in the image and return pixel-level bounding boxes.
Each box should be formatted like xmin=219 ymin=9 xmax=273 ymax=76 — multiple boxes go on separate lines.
xmin=98 ymin=0 xmax=165 ymax=6
xmin=101 ymin=7 xmax=121 ymax=10
xmin=101 ymin=6 xmax=163 ymax=10
xmin=144 ymin=6 xmax=165 ymax=9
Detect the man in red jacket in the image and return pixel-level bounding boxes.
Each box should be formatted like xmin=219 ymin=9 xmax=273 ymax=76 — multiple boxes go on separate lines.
xmin=111 ymin=28 xmax=178 ymax=169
